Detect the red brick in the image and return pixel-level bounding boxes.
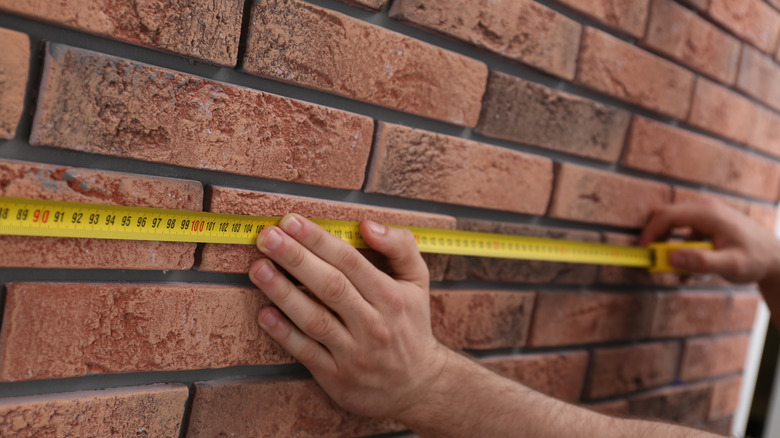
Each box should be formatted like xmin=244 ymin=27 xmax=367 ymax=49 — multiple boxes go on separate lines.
xmin=575 ymin=27 xmax=695 ymax=119
xmin=444 ymin=218 xmax=600 ymax=284
xmin=628 ymin=383 xmax=712 ymax=424
xmin=365 ymin=122 xmax=553 ymax=214
xmin=547 ymin=163 xmax=672 ymax=228
xmin=678 ymin=0 xmax=710 ymax=12
xmin=680 ymin=334 xmax=750 ymax=380
xmin=243 ymin=0 xmax=487 ymax=127
xmin=727 ymin=293 xmax=761 ymax=331
xmin=476 ymin=72 xmax=630 ymax=162
xmin=197 ymin=187 xmax=455 ymax=280
xmin=748 ymin=203 xmax=778 ymax=231
xmin=673 ymin=187 xmax=749 ymax=215
xmin=389 ymin=0 xmax=581 ymax=79
xmin=0 ymin=0 xmax=242 ymax=66
xmin=650 ymin=292 xmax=730 ymax=338
xmin=482 ymin=351 xmax=589 ymax=402
xmin=188 ymin=378 xmax=402 ymax=437
xmin=737 ymin=45 xmax=780 ymax=112
xmin=337 ymin=0 xmax=387 ymax=10
xmin=586 ymin=341 xmax=681 ymax=399
xmin=623 ymin=117 xmax=780 ymax=201
xmin=643 ymin=0 xmax=740 ymax=84
xmin=430 ymin=290 xmax=534 ymax=349
xmin=687 ymin=77 xmax=763 ymax=148
xmin=754 ymin=106 xmax=780 ymax=158
xmin=0 ymin=384 xmax=188 ymax=437
xmin=0 ymin=158 xmax=200 ymax=270
xmin=528 ymin=292 xmax=654 ymax=346
xmin=709 ymin=376 xmax=742 ymax=420
xmin=709 ymin=0 xmax=780 ymax=54
xmin=0 ymin=283 xmax=290 ymax=381
xmin=550 ymin=0 xmax=650 ymax=37
xmin=0 ymin=28 xmax=29 ymax=139
xmin=30 ymin=43 xmax=373 ymax=191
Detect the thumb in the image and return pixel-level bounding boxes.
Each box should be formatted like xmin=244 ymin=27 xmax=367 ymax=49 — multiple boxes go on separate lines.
xmin=360 ymin=220 xmax=429 ymax=288
xmin=669 ymin=248 xmax=737 ymax=276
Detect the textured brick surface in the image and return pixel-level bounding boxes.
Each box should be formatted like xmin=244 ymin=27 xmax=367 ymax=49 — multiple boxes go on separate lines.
xmin=586 ymin=342 xmax=681 ymax=399
xmin=576 ymin=27 xmax=695 ymax=119
xmin=244 ymin=0 xmax=487 ymax=127
xmin=550 ymin=0 xmax=650 ymax=37
xmin=0 ymin=0 xmax=242 ymax=66
xmin=754 ymin=106 xmax=780 ymax=158
xmin=337 ymin=0 xmax=387 ymax=10
xmin=643 ymin=0 xmax=740 ymax=84
xmin=737 ymin=45 xmax=780 ymax=112
xmin=482 ymin=352 xmax=588 ymax=402
xmin=623 ymin=117 xmax=780 ymax=201
xmin=709 ymin=0 xmax=780 ymax=53
xmin=430 ymin=290 xmax=535 ymax=349
xmin=687 ymin=78 xmax=764 ymax=150
xmin=30 ymin=44 xmax=374 ymax=190
xmin=547 ymin=163 xmax=672 ymax=228
xmin=673 ymin=187 xmax=749 ymax=215
xmin=709 ymin=376 xmax=742 ymax=420
xmin=680 ymin=334 xmax=750 ymax=381
xmin=748 ymin=203 xmax=779 ymax=231
xmin=188 ymin=378 xmax=401 ymax=437
xmin=197 ymin=187 xmax=455 ymax=280
xmin=365 ymin=122 xmax=553 ymax=214
xmin=650 ymin=292 xmax=730 ymax=338
xmin=528 ymin=292 xmax=654 ymax=346
xmin=0 ymin=159 xmax=200 ymax=270
xmin=678 ymin=0 xmax=710 ymax=12
xmin=0 ymin=283 xmax=289 ymax=381
xmin=389 ymin=0 xmax=581 ymax=79
xmin=0 ymin=28 xmax=29 ymax=139
xmin=476 ymin=72 xmax=630 ymax=162
xmin=0 ymin=384 xmax=188 ymax=437
xmin=628 ymin=383 xmax=712 ymax=424
xmin=444 ymin=218 xmax=600 ymax=284
xmin=727 ymin=293 xmax=761 ymax=331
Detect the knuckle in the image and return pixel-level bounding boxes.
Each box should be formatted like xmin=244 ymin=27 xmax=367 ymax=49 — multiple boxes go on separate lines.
xmin=322 ymin=270 xmax=351 ymax=304
xmin=304 ymin=312 xmax=337 ymax=340
xmin=338 ymin=247 xmax=363 ymax=276
xmin=296 ymin=341 xmax=321 ymax=365
xmin=286 ymin=245 xmax=306 ymax=270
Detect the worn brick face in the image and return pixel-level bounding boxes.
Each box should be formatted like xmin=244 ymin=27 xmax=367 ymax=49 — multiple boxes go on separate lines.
xmin=550 ymin=0 xmax=650 ymax=37
xmin=30 ymin=44 xmax=374 ymax=190
xmin=727 ymin=293 xmax=761 ymax=331
xmin=673 ymin=187 xmax=750 ymax=215
xmin=0 ymin=384 xmax=188 ymax=437
xmin=482 ymin=352 xmax=589 ymax=402
xmin=337 ymin=0 xmax=387 ymax=10
xmin=678 ymin=0 xmax=710 ymax=12
xmin=389 ymin=0 xmax=581 ymax=79
xmin=737 ymin=45 xmax=780 ymax=112
xmin=0 ymin=28 xmax=29 ymax=139
xmin=709 ymin=376 xmax=742 ymax=420
xmin=0 ymin=159 xmax=200 ymax=270
xmin=243 ymin=0 xmax=487 ymax=127
xmin=476 ymin=72 xmax=630 ymax=162
xmin=628 ymin=383 xmax=712 ymax=424
xmin=650 ymin=292 xmax=730 ymax=338
xmin=680 ymin=334 xmax=750 ymax=381
xmin=709 ymin=0 xmax=780 ymax=54
xmin=0 ymin=0 xmax=242 ymax=66
xmin=365 ymin=122 xmax=553 ymax=214
xmin=586 ymin=342 xmax=681 ymax=399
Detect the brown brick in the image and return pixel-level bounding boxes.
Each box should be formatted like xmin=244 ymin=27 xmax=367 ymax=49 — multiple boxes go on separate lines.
xmin=0 ymin=0 xmax=242 ymax=66
xmin=30 ymin=43 xmax=374 ymax=190
xmin=188 ymin=378 xmax=402 ymax=437
xmin=476 ymin=72 xmax=630 ymax=162
xmin=727 ymin=293 xmax=761 ymax=331
xmin=709 ymin=0 xmax=780 ymax=54
xmin=430 ymin=290 xmax=535 ymax=349
xmin=650 ymin=292 xmax=730 ymax=338
xmin=444 ymin=218 xmax=600 ymax=284
xmin=337 ymin=0 xmax=387 ymax=10
xmin=754 ymin=106 xmax=780 ymax=158
xmin=482 ymin=351 xmax=589 ymax=402
xmin=550 ymin=0 xmax=650 ymax=37
xmin=687 ymin=77 xmax=762 ymax=149
xmin=628 ymin=383 xmax=712 ymax=424
xmin=0 ymin=283 xmax=290 ymax=381
xmin=623 ymin=117 xmax=780 ymax=201
xmin=643 ymin=0 xmax=740 ymax=84
xmin=737 ymin=45 xmax=780 ymax=112
xmin=547 ymin=163 xmax=672 ymax=228
xmin=673 ymin=187 xmax=749 ymax=215
xmin=389 ymin=0 xmax=581 ymax=79
xmin=365 ymin=122 xmax=553 ymax=214
xmin=0 ymin=159 xmax=200 ymax=270
xmin=0 ymin=28 xmax=29 ymax=139
xmin=244 ymin=0 xmax=487 ymax=127
xmin=680 ymin=334 xmax=750 ymax=380
xmin=576 ymin=27 xmax=695 ymax=119
xmin=586 ymin=342 xmax=681 ymax=399
xmin=197 ymin=187 xmax=455 ymax=280
xmin=748 ymin=203 xmax=778 ymax=231
xmin=678 ymin=0 xmax=710 ymax=12
xmin=0 ymin=384 xmax=188 ymax=437
xmin=528 ymin=292 xmax=654 ymax=346
xmin=709 ymin=376 xmax=742 ymax=420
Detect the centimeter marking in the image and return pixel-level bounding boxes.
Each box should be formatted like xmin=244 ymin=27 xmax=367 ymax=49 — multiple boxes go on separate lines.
xmin=0 ymin=197 xmax=653 ymax=268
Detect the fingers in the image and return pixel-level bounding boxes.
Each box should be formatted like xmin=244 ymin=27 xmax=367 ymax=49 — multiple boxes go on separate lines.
xmin=670 ymin=248 xmax=743 ymax=280
xmin=361 ymin=220 xmax=429 ymax=290
xmin=639 ymin=202 xmax=726 ymax=246
xmin=257 ymin=306 xmax=336 ymax=374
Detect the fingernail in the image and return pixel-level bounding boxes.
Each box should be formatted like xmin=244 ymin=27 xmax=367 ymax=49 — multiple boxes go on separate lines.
xmin=258 ymin=308 xmax=279 ymax=329
xmin=252 ymin=261 xmax=275 ymax=283
xmin=367 ymin=220 xmax=386 ymax=236
xmin=259 ymin=229 xmax=282 ymax=251
xmin=670 ymin=251 xmax=687 ymax=269
xmin=280 ymin=214 xmax=302 ymax=236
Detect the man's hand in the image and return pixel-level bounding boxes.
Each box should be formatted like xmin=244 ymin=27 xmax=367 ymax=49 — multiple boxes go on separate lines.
xmin=248 ymin=214 xmax=449 ymax=419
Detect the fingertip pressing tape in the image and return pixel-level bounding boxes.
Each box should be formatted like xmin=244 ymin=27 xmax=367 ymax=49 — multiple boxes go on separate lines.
xmin=648 ymin=241 xmax=715 ymax=273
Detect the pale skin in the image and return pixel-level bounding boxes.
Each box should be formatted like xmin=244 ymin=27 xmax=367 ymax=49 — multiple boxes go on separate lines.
xmin=248 ymin=200 xmax=779 ymax=437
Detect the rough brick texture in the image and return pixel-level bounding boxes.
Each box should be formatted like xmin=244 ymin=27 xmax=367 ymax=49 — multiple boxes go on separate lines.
xmin=678 ymin=0 xmax=710 ymax=12
xmin=628 ymin=383 xmax=712 ymax=424
xmin=576 ymin=27 xmax=695 ymax=119
xmin=551 ymin=0 xmax=650 ymax=37
xmin=0 ymin=28 xmax=29 ymax=139
xmin=337 ymin=0 xmax=387 ymax=10
xmin=244 ymin=0 xmax=487 ymax=127
xmin=727 ymin=293 xmax=761 ymax=331
xmin=365 ymin=122 xmax=553 ymax=214
xmin=547 ymin=163 xmax=672 ymax=228
xmin=586 ymin=342 xmax=681 ymax=399
xmin=188 ymin=378 xmax=401 ymax=437
xmin=708 ymin=0 xmax=780 ymax=54
xmin=709 ymin=376 xmax=742 ymax=420
xmin=680 ymin=334 xmax=750 ymax=381
xmin=0 ymin=159 xmax=200 ymax=270
xmin=389 ymin=0 xmax=581 ymax=79
xmin=444 ymin=218 xmax=600 ymax=284
xmin=0 ymin=0 xmax=242 ymax=66
xmin=737 ymin=45 xmax=780 ymax=112
xmin=482 ymin=352 xmax=589 ymax=402
xmin=0 ymin=283 xmax=290 ymax=381
xmin=650 ymin=292 xmax=730 ymax=338
xmin=0 ymin=384 xmax=188 ymax=437
xmin=476 ymin=72 xmax=630 ymax=162
xmin=673 ymin=187 xmax=749 ymax=216
xmin=30 ymin=44 xmax=374 ymax=190
xmin=643 ymin=0 xmax=740 ymax=84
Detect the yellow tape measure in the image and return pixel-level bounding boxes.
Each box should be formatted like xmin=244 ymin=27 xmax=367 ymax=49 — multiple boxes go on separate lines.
xmin=0 ymin=197 xmax=712 ymax=273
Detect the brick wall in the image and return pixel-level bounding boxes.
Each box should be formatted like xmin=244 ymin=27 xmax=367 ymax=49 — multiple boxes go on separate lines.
xmin=0 ymin=0 xmax=775 ymax=436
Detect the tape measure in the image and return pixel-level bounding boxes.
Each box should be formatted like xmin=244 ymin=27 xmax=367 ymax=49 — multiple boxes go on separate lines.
xmin=0 ymin=197 xmax=712 ymax=273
